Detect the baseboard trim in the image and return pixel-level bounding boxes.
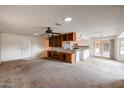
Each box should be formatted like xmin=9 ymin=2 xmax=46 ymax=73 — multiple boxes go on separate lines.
xmin=0 ymin=57 xmax=42 ymax=63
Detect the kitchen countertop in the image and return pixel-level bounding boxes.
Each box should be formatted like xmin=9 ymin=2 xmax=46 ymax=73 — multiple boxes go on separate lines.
xmin=51 ymin=49 xmax=80 ymax=54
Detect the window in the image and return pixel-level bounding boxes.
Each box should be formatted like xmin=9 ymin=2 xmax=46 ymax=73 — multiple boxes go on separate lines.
xmin=120 ymin=39 xmax=124 ymax=55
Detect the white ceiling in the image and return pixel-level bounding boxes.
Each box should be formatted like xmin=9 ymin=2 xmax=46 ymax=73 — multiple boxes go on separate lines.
xmin=0 ymin=5 xmax=124 ymax=38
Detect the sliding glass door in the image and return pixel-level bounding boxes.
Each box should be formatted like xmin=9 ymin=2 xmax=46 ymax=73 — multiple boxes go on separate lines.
xmin=94 ymin=40 xmax=110 ymax=58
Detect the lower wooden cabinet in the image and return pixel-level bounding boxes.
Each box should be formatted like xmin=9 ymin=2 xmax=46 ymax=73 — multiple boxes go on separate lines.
xmin=47 ymin=51 xmax=75 ymax=64
xmin=66 ymin=54 xmax=72 ymax=63
xmin=48 ymin=51 xmax=52 ymax=57
xmin=59 ymin=52 xmax=64 ymax=60
xmin=65 ymin=53 xmax=75 ymax=63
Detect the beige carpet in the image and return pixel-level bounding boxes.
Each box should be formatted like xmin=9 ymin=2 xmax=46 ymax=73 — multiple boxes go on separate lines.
xmin=0 ymin=58 xmax=124 ymax=88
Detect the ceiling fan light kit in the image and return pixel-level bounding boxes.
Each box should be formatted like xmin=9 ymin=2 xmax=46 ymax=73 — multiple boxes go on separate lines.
xmin=64 ymin=17 xmax=72 ymax=22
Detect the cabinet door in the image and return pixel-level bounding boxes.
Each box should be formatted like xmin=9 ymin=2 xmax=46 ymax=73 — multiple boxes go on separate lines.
xmin=49 ymin=37 xmax=52 ymax=47
xmin=47 ymin=51 xmax=52 ymax=57
xmin=50 ymin=35 xmax=63 ymax=47
xmin=56 ymin=36 xmax=59 ymax=47
xmin=66 ymin=54 xmax=71 ymax=62
xmin=66 ymin=53 xmax=75 ymax=63
xmin=68 ymin=32 xmax=76 ymax=41
xmin=58 ymin=35 xmax=62 ymax=47
xmin=56 ymin=35 xmax=60 ymax=47
xmin=49 ymin=36 xmax=55 ymax=47
xmin=59 ymin=52 xmax=63 ymax=60
xmin=63 ymin=34 xmax=68 ymax=41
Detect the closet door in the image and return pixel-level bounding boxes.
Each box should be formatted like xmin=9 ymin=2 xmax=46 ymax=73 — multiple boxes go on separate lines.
xmin=22 ymin=39 xmax=32 ymax=59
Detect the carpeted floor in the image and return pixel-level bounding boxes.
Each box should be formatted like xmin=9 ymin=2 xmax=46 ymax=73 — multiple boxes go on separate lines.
xmin=0 ymin=58 xmax=124 ymax=88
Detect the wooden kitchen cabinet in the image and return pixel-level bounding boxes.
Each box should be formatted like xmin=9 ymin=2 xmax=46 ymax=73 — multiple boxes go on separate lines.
xmin=66 ymin=53 xmax=75 ymax=63
xmin=68 ymin=32 xmax=76 ymax=41
xmin=63 ymin=34 xmax=68 ymax=41
xmin=47 ymin=51 xmax=52 ymax=57
xmin=49 ymin=35 xmax=63 ymax=47
xmin=47 ymin=51 xmax=75 ymax=64
xmin=59 ymin=52 xmax=64 ymax=60
xmin=57 ymin=35 xmax=63 ymax=47
xmin=49 ymin=37 xmax=53 ymax=47
xmin=65 ymin=53 xmax=71 ymax=62
xmin=63 ymin=32 xmax=76 ymax=41
xmin=49 ymin=32 xmax=76 ymax=47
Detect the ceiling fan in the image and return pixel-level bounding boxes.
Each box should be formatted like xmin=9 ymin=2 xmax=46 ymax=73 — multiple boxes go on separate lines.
xmin=40 ymin=27 xmax=61 ymax=37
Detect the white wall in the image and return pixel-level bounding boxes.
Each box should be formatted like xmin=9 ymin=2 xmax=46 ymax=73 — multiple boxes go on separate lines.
xmin=0 ymin=33 xmax=49 ymax=62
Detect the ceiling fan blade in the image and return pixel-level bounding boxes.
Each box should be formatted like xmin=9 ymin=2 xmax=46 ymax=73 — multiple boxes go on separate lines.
xmin=52 ymin=32 xmax=62 ymax=34
xmin=40 ymin=33 xmax=50 ymax=37
xmin=40 ymin=33 xmax=45 ymax=36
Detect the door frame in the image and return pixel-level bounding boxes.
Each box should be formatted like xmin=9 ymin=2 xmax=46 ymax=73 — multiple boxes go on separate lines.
xmin=94 ymin=40 xmax=110 ymax=58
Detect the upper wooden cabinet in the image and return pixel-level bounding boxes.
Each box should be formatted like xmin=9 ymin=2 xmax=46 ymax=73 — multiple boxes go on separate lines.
xmin=63 ymin=34 xmax=68 ymax=41
xmin=49 ymin=37 xmax=53 ymax=47
xmin=67 ymin=32 xmax=76 ymax=41
xmin=49 ymin=32 xmax=76 ymax=47
xmin=63 ymin=32 xmax=76 ymax=41
xmin=49 ymin=35 xmax=63 ymax=47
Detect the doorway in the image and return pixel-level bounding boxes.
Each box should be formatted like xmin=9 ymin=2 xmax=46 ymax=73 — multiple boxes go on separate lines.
xmin=94 ymin=40 xmax=110 ymax=58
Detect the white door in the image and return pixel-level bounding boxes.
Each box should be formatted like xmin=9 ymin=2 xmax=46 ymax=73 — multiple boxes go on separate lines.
xmin=22 ymin=39 xmax=32 ymax=59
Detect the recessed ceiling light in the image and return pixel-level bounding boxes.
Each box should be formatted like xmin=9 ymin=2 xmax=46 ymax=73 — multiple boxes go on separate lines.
xmin=64 ymin=17 xmax=72 ymax=22
xmin=34 ymin=33 xmax=38 ymax=36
